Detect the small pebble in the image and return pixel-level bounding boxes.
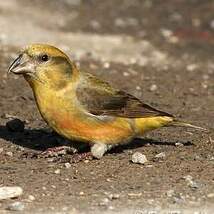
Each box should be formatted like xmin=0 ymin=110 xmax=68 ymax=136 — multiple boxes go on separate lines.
xmin=107 ymin=193 xmax=120 ymax=200
xmin=136 ymin=86 xmax=141 ymax=90
xmin=161 ymin=29 xmax=173 ymax=38
xmin=62 ymin=206 xmax=69 ymax=211
xmin=209 ymin=156 xmax=214 ymax=161
xmin=183 ymin=175 xmax=199 ymax=189
xmin=168 ymin=36 xmax=179 ymax=44
xmin=0 ymin=148 xmax=4 ymax=153
xmin=64 ymin=163 xmax=71 ymax=169
xmin=103 ymin=62 xmax=110 ymax=69
xmin=7 ymin=201 xmax=25 ymax=211
xmin=131 ymin=152 xmax=148 ymax=164
xmin=99 ymin=198 xmax=109 ymax=206
xmin=145 ymin=164 xmax=153 ymax=168
xmin=3 ymin=114 xmax=17 ymax=119
xmin=210 ymin=19 xmax=214 ymax=29
xmin=123 ymin=72 xmax=130 ymax=77
xmin=17 ymin=146 xmax=25 ymax=151
xmin=6 ymin=119 xmax=25 ymax=132
xmin=166 ymin=189 xmax=175 ymax=197
xmin=128 ymin=192 xmax=142 ymax=197
xmin=207 ymin=193 xmax=214 ymax=198
xmin=108 ymin=205 xmax=115 ymax=210
xmin=54 ymin=169 xmax=61 ymax=174
xmin=6 ymin=151 xmax=13 ymax=157
xmin=175 ymin=142 xmax=184 ymax=147
xmin=186 ymin=64 xmax=198 ymax=72
xmin=28 ymin=195 xmax=35 ymax=201
xmin=0 ymin=186 xmax=23 ymax=200
xmin=149 ymin=84 xmax=157 ymax=91
xmin=47 ymin=158 xmax=55 ymax=162
xmin=155 ymin=152 xmax=166 ymax=158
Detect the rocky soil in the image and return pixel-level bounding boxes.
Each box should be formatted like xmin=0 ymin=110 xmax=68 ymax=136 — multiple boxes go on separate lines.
xmin=0 ymin=0 xmax=213 ymax=213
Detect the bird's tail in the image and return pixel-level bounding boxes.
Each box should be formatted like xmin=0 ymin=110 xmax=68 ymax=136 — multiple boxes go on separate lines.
xmin=165 ymin=119 xmax=207 ymax=131
xmin=135 ymin=116 xmax=207 ymax=135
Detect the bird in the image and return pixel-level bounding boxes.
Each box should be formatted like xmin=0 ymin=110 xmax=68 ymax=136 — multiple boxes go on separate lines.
xmin=8 ymin=44 xmax=205 ymax=159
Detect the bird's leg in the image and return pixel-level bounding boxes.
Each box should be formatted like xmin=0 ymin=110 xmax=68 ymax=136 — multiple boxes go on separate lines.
xmin=69 ymin=143 xmax=112 ymax=162
xmin=91 ymin=143 xmax=112 ymax=159
xmin=40 ymin=146 xmax=77 ymax=157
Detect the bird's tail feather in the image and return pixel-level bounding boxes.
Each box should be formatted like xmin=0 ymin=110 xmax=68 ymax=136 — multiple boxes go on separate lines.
xmin=166 ymin=119 xmax=207 ymax=131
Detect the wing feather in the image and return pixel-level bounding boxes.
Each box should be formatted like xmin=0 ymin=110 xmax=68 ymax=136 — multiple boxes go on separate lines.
xmin=76 ymin=73 xmax=173 ymax=118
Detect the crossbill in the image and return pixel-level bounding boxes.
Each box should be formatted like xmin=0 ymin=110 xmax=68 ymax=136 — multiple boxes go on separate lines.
xmin=8 ymin=44 xmax=205 ymax=159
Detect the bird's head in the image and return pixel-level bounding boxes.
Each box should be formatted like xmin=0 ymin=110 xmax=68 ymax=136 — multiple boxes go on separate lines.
xmin=8 ymin=44 xmax=77 ymax=89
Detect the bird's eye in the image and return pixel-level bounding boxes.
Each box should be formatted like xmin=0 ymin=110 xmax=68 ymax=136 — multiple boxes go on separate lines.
xmin=40 ymin=54 xmax=49 ymax=62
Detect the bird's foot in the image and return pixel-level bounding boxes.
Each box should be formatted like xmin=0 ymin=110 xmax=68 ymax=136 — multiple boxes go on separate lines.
xmin=70 ymin=152 xmax=93 ymax=163
xmin=40 ymin=146 xmax=77 ymax=158
xmin=91 ymin=143 xmax=110 ymax=159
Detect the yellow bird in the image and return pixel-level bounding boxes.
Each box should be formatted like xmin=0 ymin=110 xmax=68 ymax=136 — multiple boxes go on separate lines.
xmin=8 ymin=44 xmax=205 ymax=159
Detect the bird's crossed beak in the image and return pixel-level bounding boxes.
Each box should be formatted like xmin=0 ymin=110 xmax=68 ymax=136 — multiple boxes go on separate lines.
xmin=8 ymin=53 xmax=34 ymax=75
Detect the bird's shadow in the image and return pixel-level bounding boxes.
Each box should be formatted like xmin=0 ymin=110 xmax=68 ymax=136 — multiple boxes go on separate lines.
xmin=0 ymin=119 xmax=194 ymax=155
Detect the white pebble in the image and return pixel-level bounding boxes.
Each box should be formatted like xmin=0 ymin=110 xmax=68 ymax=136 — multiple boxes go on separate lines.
xmin=6 ymin=151 xmax=13 ymax=157
xmin=131 ymin=152 xmax=148 ymax=164
xmin=7 ymin=201 xmax=25 ymax=211
xmin=186 ymin=64 xmax=198 ymax=71
xmin=128 ymin=192 xmax=142 ymax=197
xmin=107 ymin=193 xmax=120 ymax=200
xmin=175 ymin=142 xmax=184 ymax=147
xmin=183 ymin=175 xmax=199 ymax=189
xmin=99 ymin=198 xmax=110 ymax=206
xmin=210 ymin=20 xmax=214 ymax=29
xmin=155 ymin=152 xmax=166 ymax=158
xmin=207 ymin=193 xmax=214 ymax=198
xmin=168 ymin=36 xmax=179 ymax=44
xmin=166 ymin=189 xmax=175 ymax=197
xmin=103 ymin=62 xmax=110 ymax=69
xmin=54 ymin=169 xmax=61 ymax=174
xmin=0 ymin=186 xmax=23 ymax=200
xmin=123 ymin=72 xmax=130 ymax=77
xmin=136 ymin=86 xmax=141 ymax=90
xmin=161 ymin=29 xmax=173 ymax=38
xmin=28 ymin=195 xmax=35 ymax=201
xmin=42 ymin=186 xmax=47 ymax=190
xmin=64 ymin=163 xmax=71 ymax=169
xmin=150 ymin=84 xmax=158 ymax=91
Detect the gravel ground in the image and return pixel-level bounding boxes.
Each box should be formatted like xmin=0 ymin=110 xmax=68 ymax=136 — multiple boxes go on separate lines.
xmin=0 ymin=1 xmax=213 ymax=213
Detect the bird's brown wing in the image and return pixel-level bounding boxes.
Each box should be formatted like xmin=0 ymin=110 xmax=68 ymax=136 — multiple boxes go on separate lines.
xmin=76 ymin=73 xmax=173 ymax=118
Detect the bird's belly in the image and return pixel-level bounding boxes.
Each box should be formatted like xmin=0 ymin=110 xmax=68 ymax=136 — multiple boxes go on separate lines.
xmin=35 ymin=94 xmax=134 ymax=144
xmin=46 ymin=110 xmax=134 ymax=144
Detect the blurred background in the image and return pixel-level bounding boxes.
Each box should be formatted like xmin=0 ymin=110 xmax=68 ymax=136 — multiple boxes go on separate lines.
xmin=0 ymin=1 xmax=213 ymax=213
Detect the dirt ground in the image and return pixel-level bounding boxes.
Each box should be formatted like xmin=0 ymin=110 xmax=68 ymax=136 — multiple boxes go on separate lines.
xmin=0 ymin=0 xmax=214 ymax=213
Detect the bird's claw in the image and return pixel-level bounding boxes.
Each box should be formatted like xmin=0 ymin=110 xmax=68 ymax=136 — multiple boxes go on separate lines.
xmin=40 ymin=146 xmax=77 ymax=158
xmin=69 ymin=152 xmax=93 ymax=163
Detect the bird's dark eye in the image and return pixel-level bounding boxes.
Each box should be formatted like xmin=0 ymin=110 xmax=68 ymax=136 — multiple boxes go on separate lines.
xmin=40 ymin=54 xmax=49 ymax=62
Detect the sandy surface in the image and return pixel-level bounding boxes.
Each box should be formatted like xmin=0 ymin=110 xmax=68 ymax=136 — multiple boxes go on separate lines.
xmin=0 ymin=0 xmax=213 ymax=213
